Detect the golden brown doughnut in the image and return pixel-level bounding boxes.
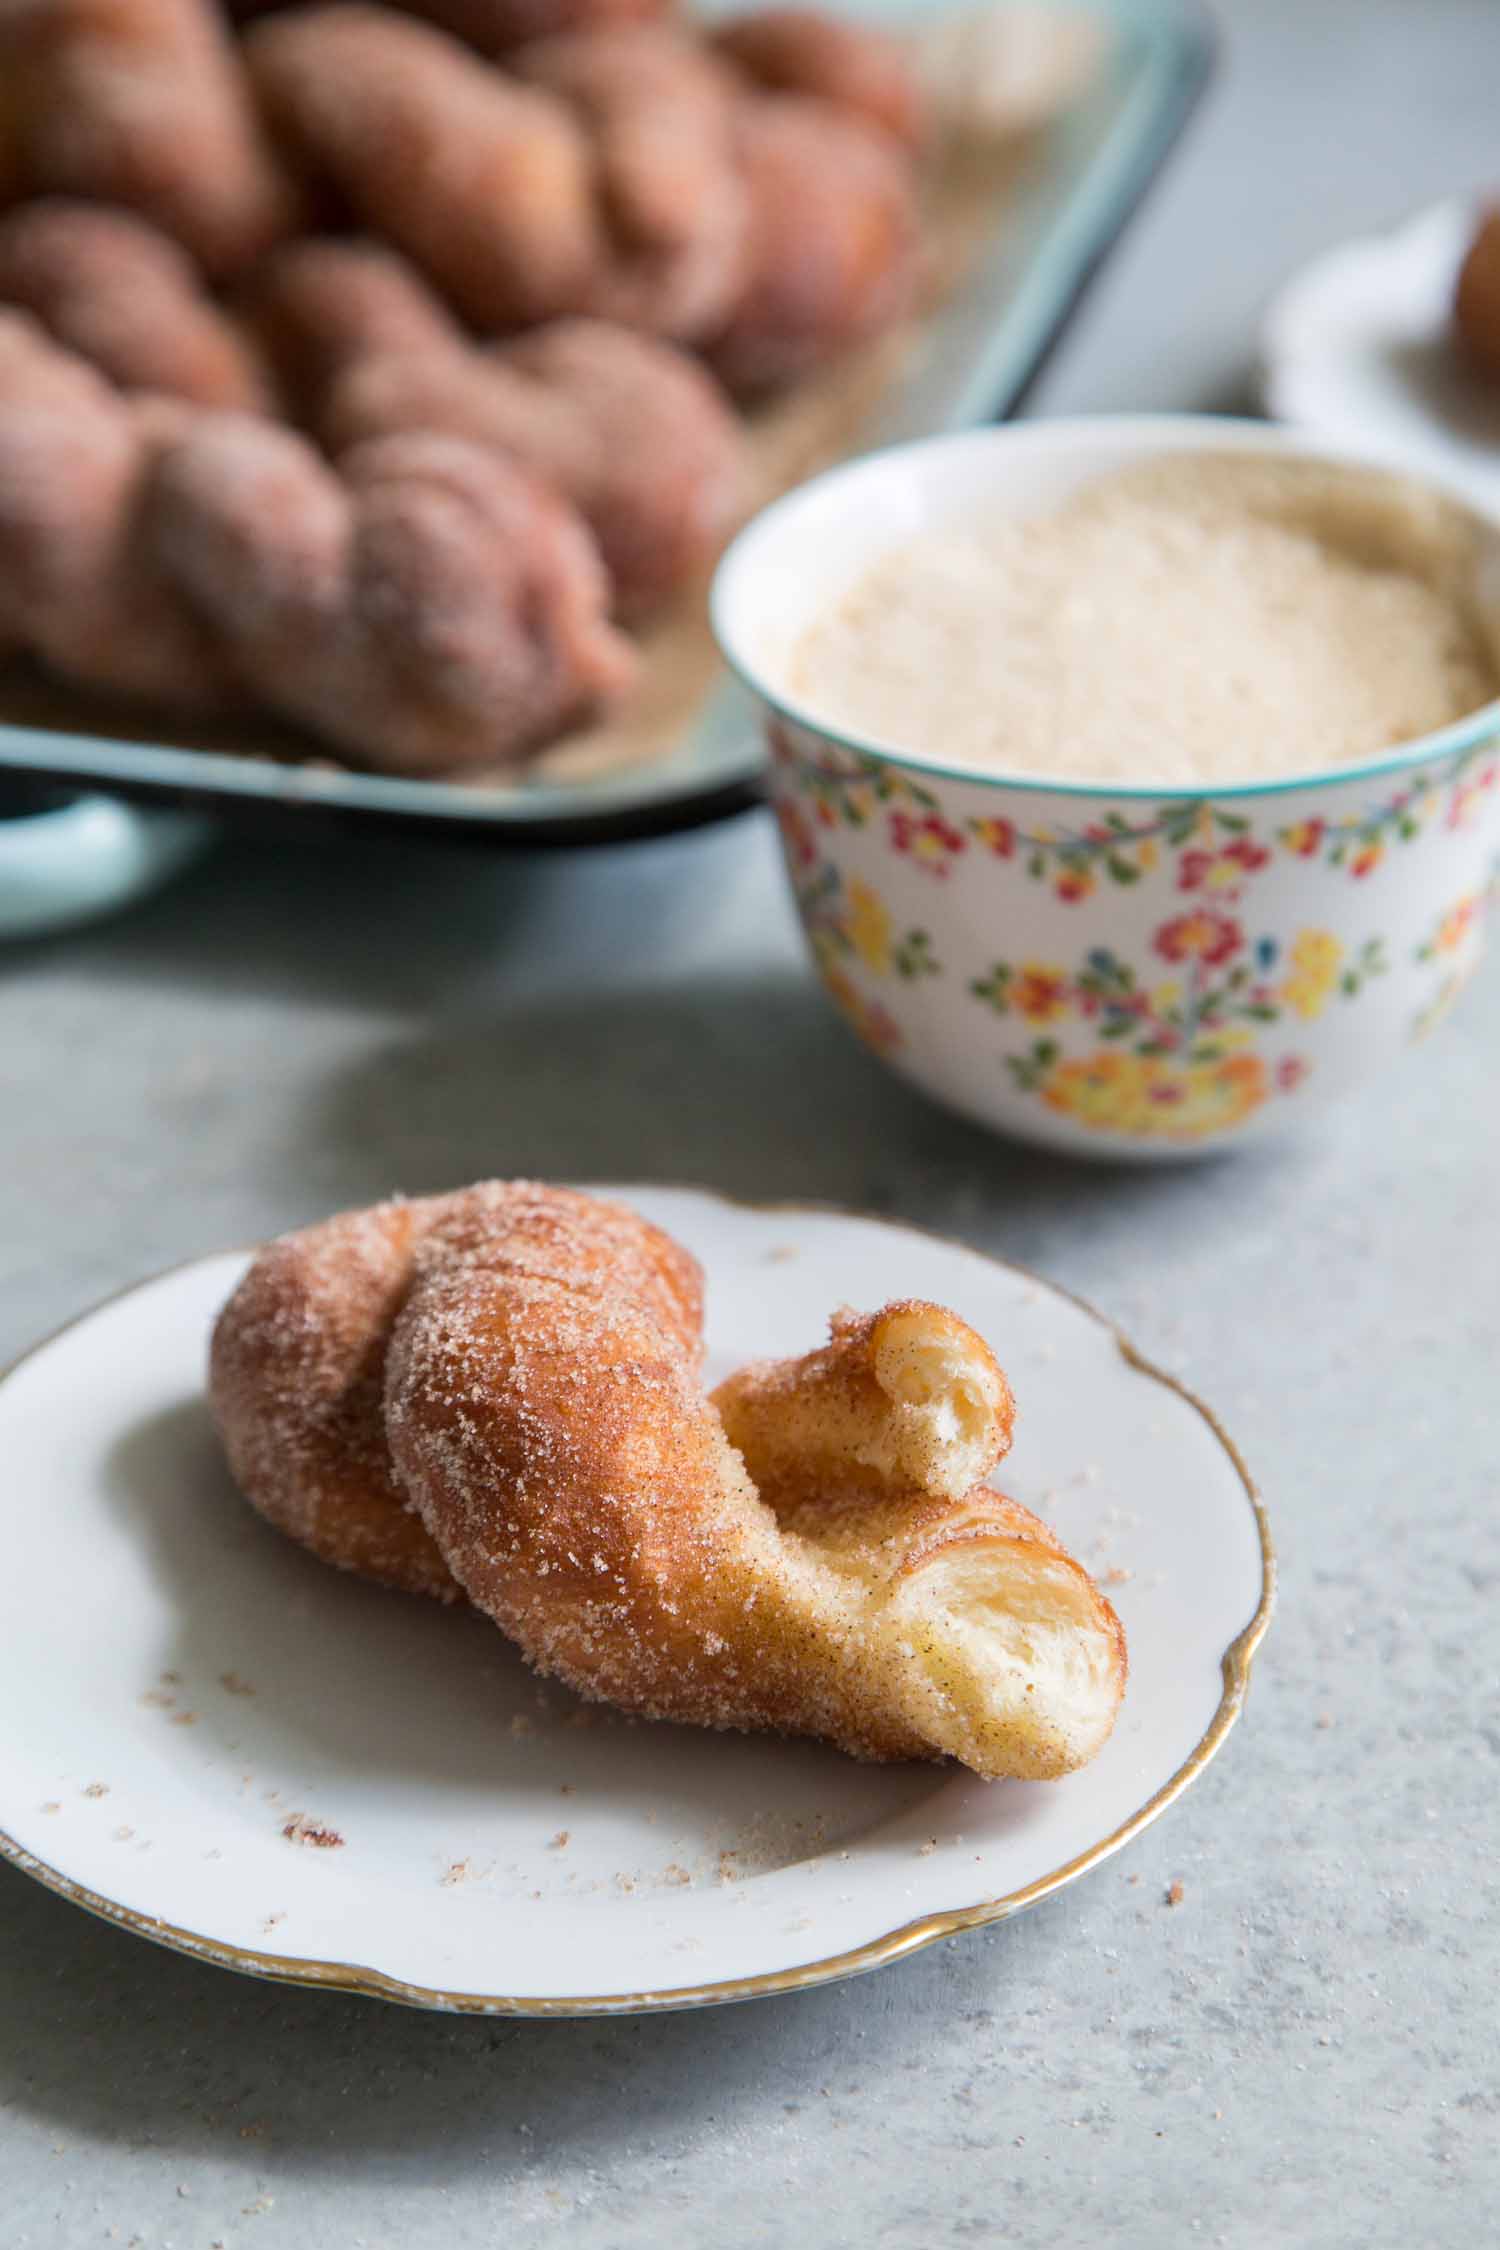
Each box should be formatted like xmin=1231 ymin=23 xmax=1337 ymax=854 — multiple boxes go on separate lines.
xmin=705 ymin=94 xmax=920 ymax=395
xmin=323 ymin=317 xmax=746 ymax=617
xmin=0 ymin=0 xmax=303 ymax=278
xmin=383 ymin=1188 xmax=1125 ymax=1778
xmin=208 ymin=1184 xmax=704 ymax=1599
xmin=0 ymin=200 xmax=275 ymax=411
xmin=0 ymin=311 xmax=240 ymax=708
xmin=711 ymin=7 xmax=927 ymax=153
xmin=242 ymin=237 xmax=463 ymax=424
xmin=246 ymin=5 xmax=604 ymax=329
xmin=711 ymin=1301 xmax=1016 ymax=1506
xmin=144 ymin=413 xmax=637 ymax=773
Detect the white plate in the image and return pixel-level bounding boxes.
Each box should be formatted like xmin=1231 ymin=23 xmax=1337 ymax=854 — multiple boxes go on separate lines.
xmin=0 ymin=1190 xmax=1271 ymax=2015
xmin=1261 ymin=199 xmax=1500 ymax=498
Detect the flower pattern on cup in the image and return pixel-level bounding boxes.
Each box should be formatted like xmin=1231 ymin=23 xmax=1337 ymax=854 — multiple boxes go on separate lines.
xmin=966 ymin=930 xmax=1386 ymax=1139
xmin=1275 ymin=743 xmax=1500 ymax=873
xmin=1001 ymin=1045 xmax=1274 ymax=1143
xmin=765 ymin=716 xmax=1500 ymax=1148
xmin=888 ymin=810 xmax=966 ymax=878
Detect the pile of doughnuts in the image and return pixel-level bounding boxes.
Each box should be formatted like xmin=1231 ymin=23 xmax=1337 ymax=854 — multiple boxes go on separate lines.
xmin=209 ymin=1182 xmax=1127 ymax=1780
xmin=0 ymin=0 xmax=930 ymax=775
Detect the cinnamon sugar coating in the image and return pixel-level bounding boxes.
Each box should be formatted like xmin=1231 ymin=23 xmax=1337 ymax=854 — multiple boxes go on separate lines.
xmin=0 ymin=201 xmax=274 ymax=410
xmin=324 ymin=317 xmax=745 ymax=616
xmin=208 ymin=1184 xmax=703 ymax=1599
xmin=0 ymin=0 xmax=303 ymax=277
xmin=212 ymin=1183 xmax=1125 ymax=1779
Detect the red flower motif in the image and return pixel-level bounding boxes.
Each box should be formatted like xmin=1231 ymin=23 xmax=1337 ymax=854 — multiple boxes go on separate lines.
xmin=1055 ymin=866 xmax=1095 ymax=904
xmin=1177 ymin=837 xmax=1271 ymax=896
xmin=1350 ymin=840 xmax=1384 ymax=878
xmin=889 ymin=810 xmax=966 ymax=876
xmin=1153 ymin=910 xmax=1243 ymax=967
xmin=1276 ymin=1056 xmax=1309 ymax=1092
xmin=972 ymin=816 xmax=1016 ymax=858
xmin=1281 ymin=818 xmax=1325 ymax=858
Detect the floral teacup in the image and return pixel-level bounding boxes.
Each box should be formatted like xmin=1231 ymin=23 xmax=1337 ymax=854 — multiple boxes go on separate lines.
xmin=712 ymin=418 xmax=1500 ymax=1158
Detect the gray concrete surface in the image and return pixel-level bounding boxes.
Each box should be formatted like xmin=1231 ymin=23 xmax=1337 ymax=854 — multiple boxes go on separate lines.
xmin=3 ymin=2 xmax=1499 ymax=2243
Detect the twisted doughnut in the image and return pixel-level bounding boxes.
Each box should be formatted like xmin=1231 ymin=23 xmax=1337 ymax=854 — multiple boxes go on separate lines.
xmin=246 ymin=5 xmax=604 ymax=329
xmin=711 ymin=7 xmax=927 ymax=152
xmin=249 ymin=1179 xmax=1115 ymax=1773
xmin=244 ymin=9 xmax=920 ymax=381
xmin=0 ymin=201 xmax=274 ymax=411
xmin=510 ymin=25 xmax=751 ymax=341
xmin=243 ymin=237 xmax=462 ymax=423
xmin=209 ymin=1184 xmax=704 ymax=1600
xmin=0 ymin=312 xmax=239 ymax=708
xmin=144 ymin=413 xmax=636 ymax=773
xmin=0 ymin=0 xmax=303 ymax=277
xmin=323 ymin=316 xmax=746 ymax=616
xmin=212 ymin=1184 xmax=1124 ymax=1777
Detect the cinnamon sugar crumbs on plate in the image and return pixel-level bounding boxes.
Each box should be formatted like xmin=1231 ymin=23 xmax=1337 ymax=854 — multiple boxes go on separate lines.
xmin=39 ymin=1802 xmax=59 ymax=1814
xmin=1166 ymin=1878 xmax=1185 ymax=1907
xmin=550 ymin=1830 xmax=571 ymax=1849
xmin=282 ymin=1813 xmax=344 ymax=1849
xmin=661 ymin=1863 xmax=692 ymax=1887
xmin=81 ymin=1782 xmax=108 ymax=1799
xmin=170 ymin=1711 xmax=198 ymax=1726
xmin=440 ymin=1860 xmax=472 ymax=1886
xmin=220 ymin=1672 xmax=256 ymax=1697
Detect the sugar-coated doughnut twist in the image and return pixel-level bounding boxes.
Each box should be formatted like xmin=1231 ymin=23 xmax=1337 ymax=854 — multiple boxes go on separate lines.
xmin=711 ymin=7 xmax=927 ymax=152
xmin=324 ymin=316 xmax=746 ymax=615
xmin=377 ymin=1185 xmax=1125 ymax=1778
xmin=0 ymin=311 xmax=238 ymax=707
xmin=712 ymin=1303 xmax=1016 ymax=1507
xmin=0 ymin=202 xmax=274 ymax=411
xmin=242 ymin=238 xmax=464 ymax=423
xmin=209 ymin=1184 xmax=706 ymax=1600
xmin=0 ymin=0 xmax=303 ymax=277
xmin=244 ymin=8 xmax=919 ymax=380
xmin=705 ymin=93 xmax=920 ymax=394
xmin=246 ymin=6 xmax=604 ymax=330
xmin=144 ymin=413 xmax=636 ymax=773
xmin=511 ymin=26 xmax=749 ymax=340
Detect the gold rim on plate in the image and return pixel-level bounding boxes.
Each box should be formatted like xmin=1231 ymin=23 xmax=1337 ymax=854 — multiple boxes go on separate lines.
xmin=0 ymin=1193 xmax=1275 ymax=2016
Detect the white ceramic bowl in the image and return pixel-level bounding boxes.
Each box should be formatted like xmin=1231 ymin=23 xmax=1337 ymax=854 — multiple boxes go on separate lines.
xmin=713 ymin=417 xmax=1500 ymax=1158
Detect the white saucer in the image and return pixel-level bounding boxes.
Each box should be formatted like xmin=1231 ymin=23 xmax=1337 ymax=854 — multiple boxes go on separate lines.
xmin=0 ymin=1189 xmax=1271 ymax=2015
xmin=1261 ymin=199 xmax=1500 ymax=499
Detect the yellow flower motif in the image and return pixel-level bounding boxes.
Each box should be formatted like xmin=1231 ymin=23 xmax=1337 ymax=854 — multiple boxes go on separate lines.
xmin=1040 ymin=1050 xmax=1269 ymax=1142
xmin=1150 ymin=980 xmax=1183 ymax=1014
xmin=1433 ymin=895 xmax=1480 ymax=954
xmin=844 ymin=879 xmax=892 ymax=976
xmin=1011 ymin=962 xmax=1071 ymax=1024
xmin=1136 ymin=838 xmax=1158 ymax=873
xmin=1279 ymin=927 xmax=1343 ymax=1021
